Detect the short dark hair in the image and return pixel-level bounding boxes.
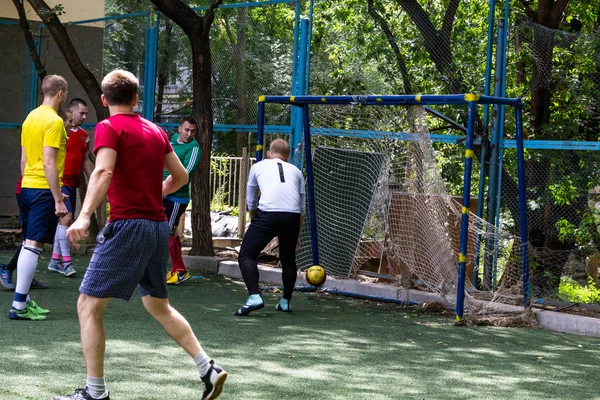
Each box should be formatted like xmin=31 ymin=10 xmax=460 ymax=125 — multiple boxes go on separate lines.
xmin=180 ymin=116 xmax=197 ymax=127
xmin=68 ymin=98 xmax=87 ymax=110
xmin=101 ymin=70 xmax=138 ymax=106
xmin=41 ymin=75 xmax=67 ymax=97
xmin=57 ymin=107 xmax=71 ymax=121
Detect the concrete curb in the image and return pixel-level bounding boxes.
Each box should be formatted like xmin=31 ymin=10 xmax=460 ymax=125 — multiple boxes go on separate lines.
xmin=183 ymin=256 xmax=600 ymax=337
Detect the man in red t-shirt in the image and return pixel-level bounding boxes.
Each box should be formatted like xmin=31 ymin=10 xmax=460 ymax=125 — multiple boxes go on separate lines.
xmin=48 ymin=98 xmax=93 ymax=277
xmin=56 ymin=70 xmax=226 ymax=400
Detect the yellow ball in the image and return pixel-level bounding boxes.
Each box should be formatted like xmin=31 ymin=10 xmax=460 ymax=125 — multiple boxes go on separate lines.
xmin=306 ymin=265 xmax=327 ymax=287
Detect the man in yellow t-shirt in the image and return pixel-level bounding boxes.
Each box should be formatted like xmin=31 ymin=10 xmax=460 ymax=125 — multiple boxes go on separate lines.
xmin=9 ymin=75 xmax=69 ymax=321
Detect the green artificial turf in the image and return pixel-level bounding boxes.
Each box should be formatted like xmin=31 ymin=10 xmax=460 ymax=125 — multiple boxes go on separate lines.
xmin=1 ymin=250 xmax=599 ymax=400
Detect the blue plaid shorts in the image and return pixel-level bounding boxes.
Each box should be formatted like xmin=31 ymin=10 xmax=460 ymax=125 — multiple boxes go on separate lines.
xmin=80 ymin=219 xmax=170 ymax=300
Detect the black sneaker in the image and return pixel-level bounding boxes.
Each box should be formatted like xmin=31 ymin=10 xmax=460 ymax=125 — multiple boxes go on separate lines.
xmin=201 ymin=361 xmax=227 ymax=400
xmin=52 ymin=387 xmax=110 ymax=400
xmin=30 ymin=278 xmax=49 ymax=290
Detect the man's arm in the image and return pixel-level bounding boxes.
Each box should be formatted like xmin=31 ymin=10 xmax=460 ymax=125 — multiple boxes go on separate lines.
xmin=43 ymin=146 xmax=67 ymax=217
xmin=20 ymin=146 xmax=27 ymax=176
xmin=246 ymin=166 xmax=259 ymax=219
xmin=83 ymin=153 xmax=94 ymax=179
xmin=183 ymin=145 xmax=201 ymax=178
xmin=67 ymin=147 xmax=116 ymax=245
xmin=163 ymin=151 xmax=188 ymax=196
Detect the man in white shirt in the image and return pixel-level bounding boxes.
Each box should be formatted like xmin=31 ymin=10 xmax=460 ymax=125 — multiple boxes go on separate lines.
xmin=235 ymin=139 xmax=305 ymax=316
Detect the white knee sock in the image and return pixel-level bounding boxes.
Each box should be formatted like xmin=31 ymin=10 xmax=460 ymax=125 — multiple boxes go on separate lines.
xmin=57 ymin=225 xmax=71 ymax=263
xmin=51 ymin=229 xmax=61 ymax=261
xmin=12 ymin=245 xmax=42 ymax=309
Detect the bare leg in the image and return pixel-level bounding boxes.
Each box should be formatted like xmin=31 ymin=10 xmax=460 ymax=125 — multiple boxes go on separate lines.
xmin=141 ymin=295 xmax=202 ymax=357
xmin=77 ymin=294 xmax=111 ymax=378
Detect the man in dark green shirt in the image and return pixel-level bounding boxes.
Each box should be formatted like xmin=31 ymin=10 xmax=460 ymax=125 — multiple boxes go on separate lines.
xmin=163 ymin=117 xmax=201 ymax=285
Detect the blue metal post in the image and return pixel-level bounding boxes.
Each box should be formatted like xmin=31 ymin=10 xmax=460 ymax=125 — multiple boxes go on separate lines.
xmin=29 ymin=35 xmax=41 ymax=112
xmin=305 ymin=0 xmax=314 ymax=95
xmin=456 ymin=100 xmax=477 ymax=321
xmin=291 ymin=18 xmax=309 ymax=167
xmin=143 ymin=12 xmax=158 ymax=120
xmin=289 ymin=1 xmax=301 ymax=147
xmin=473 ymin=0 xmax=497 ymax=287
xmin=23 ymin=39 xmax=30 ymax=118
xmin=515 ymin=105 xmax=530 ymax=308
xmin=302 ymin=103 xmax=319 ymax=265
xmin=256 ymin=100 xmax=266 ymax=161
xmin=483 ymin=17 xmax=506 ymax=290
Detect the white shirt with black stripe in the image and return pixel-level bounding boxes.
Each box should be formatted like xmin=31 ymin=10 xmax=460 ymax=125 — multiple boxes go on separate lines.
xmin=247 ymin=158 xmax=306 ymax=215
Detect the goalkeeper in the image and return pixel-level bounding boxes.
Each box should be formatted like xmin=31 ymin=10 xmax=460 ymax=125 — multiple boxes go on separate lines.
xmin=235 ymin=139 xmax=305 ymax=316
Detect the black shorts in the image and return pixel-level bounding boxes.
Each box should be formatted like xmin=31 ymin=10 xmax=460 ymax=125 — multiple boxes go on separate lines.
xmin=163 ymin=198 xmax=188 ymax=232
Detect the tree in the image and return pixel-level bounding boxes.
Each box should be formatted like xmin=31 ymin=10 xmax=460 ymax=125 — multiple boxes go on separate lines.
xmin=149 ymin=0 xmax=223 ymax=256
xmin=12 ymin=0 xmax=47 ymax=82
xmin=26 ymin=0 xmax=109 ymax=123
xmin=13 ymin=0 xmax=107 ymax=238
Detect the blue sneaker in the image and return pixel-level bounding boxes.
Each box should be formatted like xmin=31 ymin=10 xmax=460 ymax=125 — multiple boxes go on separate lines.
xmin=62 ymin=263 xmax=77 ymax=277
xmin=276 ymin=298 xmax=292 ymax=312
xmin=0 ymin=264 xmax=14 ymax=290
xmin=234 ymin=294 xmax=264 ymax=316
xmin=48 ymin=260 xmax=65 ymax=274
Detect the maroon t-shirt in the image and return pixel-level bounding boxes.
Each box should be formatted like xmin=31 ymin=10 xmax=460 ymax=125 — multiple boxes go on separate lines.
xmin=94 ymin=114 xmax=173 ymax=222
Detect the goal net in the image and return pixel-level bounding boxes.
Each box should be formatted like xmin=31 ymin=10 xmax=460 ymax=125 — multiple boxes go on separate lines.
xmin=289 ymin=101 xmax=529 ymax=317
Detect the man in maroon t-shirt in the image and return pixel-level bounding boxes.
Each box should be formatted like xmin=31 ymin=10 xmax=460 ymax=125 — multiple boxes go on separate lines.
xmin=48 ymin=98 xmax=93 ymax=277
xmin=55 ymin=70 xmax=227 ymax=400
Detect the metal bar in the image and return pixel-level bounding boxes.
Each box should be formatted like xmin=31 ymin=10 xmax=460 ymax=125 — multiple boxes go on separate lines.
xmin=456 ymin=100 xmax=477 ymax=321
xmin=143 ymin=12 xmax=158 ymax=121
xmin=474 ymin=0 xmax=496 ymax=288
xmin=305 ymin=0 xmax=314 ymax=95
xmin=260 ymin=94 xmax=522 ymax=106
xmin=289 ymin=1 xmax=301 ymax=161
xmin=256 ymin=102 xmax=266 ymax=161
xmin=23 ymin=36 xmax=30 ymax=119
xmin=483 ymin=17 xmax=506 ymax=290
xmin=302 ymin=103 xmax=319 ymax=265
xmin=423 ymin=106 xmax=466 ymax=132
xmin=61 ymin=11 xmax=150 ymax=26
xmin=515 ymin=106 xmax=530 ymax=308
xmin=193 ymin=0 xmax=297 ymax=11
xmin=291 ymin=19 xmax=309 ymax=164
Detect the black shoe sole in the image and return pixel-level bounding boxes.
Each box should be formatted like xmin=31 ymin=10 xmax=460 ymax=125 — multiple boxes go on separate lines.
xmin=276 ymin=304 xmax=292 ymax=312
xmin=234 ymin=302 xmax=264 ymax=316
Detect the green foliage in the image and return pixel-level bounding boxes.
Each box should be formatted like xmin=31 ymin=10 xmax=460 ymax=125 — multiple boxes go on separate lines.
xmin=558 ymin=276 xmax=600 ymax=304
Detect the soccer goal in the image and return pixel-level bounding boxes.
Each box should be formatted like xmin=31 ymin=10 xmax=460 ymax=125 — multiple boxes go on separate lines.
xmin=256 ymin=94 xmax=529 ymax=320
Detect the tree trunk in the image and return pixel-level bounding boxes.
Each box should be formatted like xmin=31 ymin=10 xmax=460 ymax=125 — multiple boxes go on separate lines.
xmin=12 ymin=0 xmax=47 ymax=82
xmin=149 ymin=0 xmax=223 ymax=256
xmin=155 ymin=19 xmax=173 ymax=122
xmin=190 ymin=33 xmax=215 ymax=256
xmin=26 ymin=0 xmax=109 ymax=122
xmin=367 ymin=0 xmax=413 ymax=94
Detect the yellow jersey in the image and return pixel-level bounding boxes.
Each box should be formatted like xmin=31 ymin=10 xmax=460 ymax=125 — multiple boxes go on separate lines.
xmin=21 ymin=105 xmax=67 ymax=189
